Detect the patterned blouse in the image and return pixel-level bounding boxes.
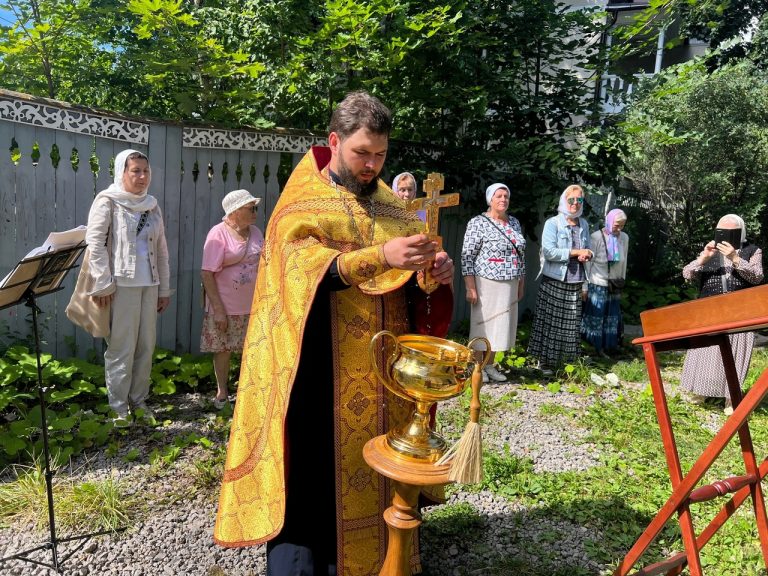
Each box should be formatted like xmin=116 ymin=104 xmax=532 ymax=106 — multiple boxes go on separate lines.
xmin=683 ymin=243 xmax=763 ymax=297
xmin=461 ymin=213 xmax=526 ymax=281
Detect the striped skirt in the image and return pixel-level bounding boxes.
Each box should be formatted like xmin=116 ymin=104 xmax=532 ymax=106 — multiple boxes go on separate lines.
xmin=527 ymin=277 xmax=583 ymax=368
xmin=581 ymin=284 xmax=622 ymax=352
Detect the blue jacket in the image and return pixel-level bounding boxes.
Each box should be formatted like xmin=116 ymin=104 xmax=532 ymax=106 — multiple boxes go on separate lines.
xmin=538 ymin=213 xmax=591 ymax=281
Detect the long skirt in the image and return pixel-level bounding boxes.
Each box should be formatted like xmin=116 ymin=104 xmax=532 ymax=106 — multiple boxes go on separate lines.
xmin=527 ymin=277 xmax=582 ymax=368
xmin=680 ymin=332 xmax=755 ymax=399
xmin=469 ymin=276 xmax=519 ymax=351
xmin=581 ymin=283 xmax=622 ymax=352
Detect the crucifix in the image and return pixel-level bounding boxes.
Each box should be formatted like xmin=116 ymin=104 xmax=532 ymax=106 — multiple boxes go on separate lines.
xmin=407 ymin=172 xmax=459 ymax=292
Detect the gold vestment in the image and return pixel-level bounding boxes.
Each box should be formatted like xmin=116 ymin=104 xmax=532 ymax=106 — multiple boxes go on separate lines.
xmin=214 ymin=146 xmax=437 ymax=575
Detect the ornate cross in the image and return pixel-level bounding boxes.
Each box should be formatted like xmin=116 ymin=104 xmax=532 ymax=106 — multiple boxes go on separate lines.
xmin=407 ymin=173 xmax=459 ymax=249
xmin=407 ymin=172 xmax=460 ymax=293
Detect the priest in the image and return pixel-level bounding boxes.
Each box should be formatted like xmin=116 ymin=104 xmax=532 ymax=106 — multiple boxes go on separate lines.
xmin=214 ymin=90 xmax=455 ymax=575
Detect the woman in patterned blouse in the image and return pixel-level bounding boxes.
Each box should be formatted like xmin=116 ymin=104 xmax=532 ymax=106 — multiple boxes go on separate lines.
xmin=461 ymin=183 xmax=526 ymax=383
xmin=680 ymin=214 xmax=763 ymax=415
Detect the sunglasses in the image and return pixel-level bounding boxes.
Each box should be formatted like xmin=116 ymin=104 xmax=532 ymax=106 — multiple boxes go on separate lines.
xmin=242 ymin=204 xmax=258 ymax=212
xmin=567 ymin=197 xmax=584 ymax=205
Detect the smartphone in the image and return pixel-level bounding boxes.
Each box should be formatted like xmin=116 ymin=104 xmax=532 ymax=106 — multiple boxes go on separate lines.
xmin=714 ymin=228 xmax=742 ymax=247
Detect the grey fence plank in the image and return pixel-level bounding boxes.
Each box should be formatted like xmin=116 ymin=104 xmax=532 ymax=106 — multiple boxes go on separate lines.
xmin=73 ymin=134 xmax=100 ymax=356
xmin=94 ymin=138 xmax=115 ymax=194
xmin=148 ymin=124 xmax=174 ymax=351
xmin=265 ymin=152 xmax=282 ymax=228
xmin=33 ymin=126 xmax=65 ymax=356
xmin=159 ymin=125 xmax=182 ymax=352
xmin=13 ymin=124 xmax=38 ymax=346
xmin=176 ymin=145 xmax=200 ymax=354
xmin=0 ymin=119 xmax=21 ymax=342
xmin=190 ymin=147 xmax=212 ymax=354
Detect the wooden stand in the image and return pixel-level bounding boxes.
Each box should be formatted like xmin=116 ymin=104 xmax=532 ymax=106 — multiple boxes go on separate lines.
xmin=617 ymin=284 xmax=768 ymax=575
xmin=363 ymin=435 xmax=452 ymax=576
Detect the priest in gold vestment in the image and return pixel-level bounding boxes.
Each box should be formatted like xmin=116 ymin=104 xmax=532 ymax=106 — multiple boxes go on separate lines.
xmin=214 ymin=91 xmax=455 ymax=575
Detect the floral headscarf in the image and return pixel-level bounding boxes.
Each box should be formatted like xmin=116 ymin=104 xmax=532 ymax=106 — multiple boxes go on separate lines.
xmin=603 ymin=208 xmax=627 ymax=262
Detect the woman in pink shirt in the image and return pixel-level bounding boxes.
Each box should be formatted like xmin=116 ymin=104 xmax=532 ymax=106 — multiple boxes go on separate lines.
xmin=200 ymin=189 xmax=264 ymax=408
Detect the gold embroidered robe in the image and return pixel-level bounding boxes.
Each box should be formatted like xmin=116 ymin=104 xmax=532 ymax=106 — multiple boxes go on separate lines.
xmin=214 ymin=146 xmax=439 ymax=575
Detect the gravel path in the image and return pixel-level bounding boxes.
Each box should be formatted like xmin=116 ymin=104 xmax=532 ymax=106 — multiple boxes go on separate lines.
xmin=0 ymin=379 xmax=622 ymax=576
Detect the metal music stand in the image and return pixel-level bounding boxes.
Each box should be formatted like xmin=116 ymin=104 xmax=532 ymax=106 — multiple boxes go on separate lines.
xmin=0 ymin=243 xmax=123 ymax=573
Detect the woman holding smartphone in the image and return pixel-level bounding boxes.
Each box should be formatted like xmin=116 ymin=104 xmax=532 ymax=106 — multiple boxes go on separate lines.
xmin=680 ymin=214 xmax=763 ymax=415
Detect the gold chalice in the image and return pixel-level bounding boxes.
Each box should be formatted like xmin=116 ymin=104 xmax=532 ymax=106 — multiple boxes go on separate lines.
xmin=369 ymin=332 xmax=491 ymax=462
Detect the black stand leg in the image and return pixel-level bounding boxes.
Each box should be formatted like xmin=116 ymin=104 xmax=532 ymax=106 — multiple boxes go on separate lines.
xmin=0 ymin=291 xmax=124 ymax=573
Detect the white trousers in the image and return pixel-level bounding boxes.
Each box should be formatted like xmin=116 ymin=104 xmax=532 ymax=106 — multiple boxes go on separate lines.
xmin=105 ymin=285 xmax=158 ymax=414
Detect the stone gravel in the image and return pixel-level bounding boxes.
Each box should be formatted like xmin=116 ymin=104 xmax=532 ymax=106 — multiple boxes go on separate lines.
xmin=0 ymin=377 xmax=626 ymax=576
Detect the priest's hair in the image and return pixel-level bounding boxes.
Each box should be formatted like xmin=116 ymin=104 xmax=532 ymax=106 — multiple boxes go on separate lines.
xmin=329 ymin=91 xmax=392 ymax=139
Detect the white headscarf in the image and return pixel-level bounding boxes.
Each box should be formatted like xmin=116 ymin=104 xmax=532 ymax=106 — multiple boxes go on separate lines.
xmin=392 ymin=172 xmax=416 ymax=200
xmin=719 ymin=213 xmax=747 ymax=245
xmin=557 ymin=185 xmax=584 ymax=218
xmin=94 ymin=149 xmax=157 ymax=212
xmin=485 ymin=183 xmax=509 ymax=205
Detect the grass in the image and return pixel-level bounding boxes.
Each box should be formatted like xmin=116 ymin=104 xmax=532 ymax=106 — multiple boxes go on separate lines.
xmin=424 ymin=342 xmax=768 ymax=575
xmin=5 ymin=340 xmax=768 ymax=574
xmin=0 ymin=458 xmax=129 ymax=531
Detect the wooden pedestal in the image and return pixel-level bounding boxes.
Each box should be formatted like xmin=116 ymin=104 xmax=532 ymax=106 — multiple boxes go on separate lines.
xmin=363 ymin=435 xmax=452 ymax=576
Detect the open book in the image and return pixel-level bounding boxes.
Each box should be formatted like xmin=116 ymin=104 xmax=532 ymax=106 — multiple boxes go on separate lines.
xmin=23 ymin=225 xmax=87 ymax=259
xmin=0 ymin=226 xmax=88 ymax=309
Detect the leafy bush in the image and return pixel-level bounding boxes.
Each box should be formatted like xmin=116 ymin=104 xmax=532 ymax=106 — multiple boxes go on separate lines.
xmin=622 ymin=279 xmax=697 ymax=325
xmin=0 ymin=346 xmax=217 ymax=467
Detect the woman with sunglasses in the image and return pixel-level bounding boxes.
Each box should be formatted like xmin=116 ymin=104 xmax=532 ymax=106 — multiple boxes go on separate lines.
xmin=200 ymin=189 xmax=264 ymax=409
xmin=527 ymin=184 xmax=593 ymax=375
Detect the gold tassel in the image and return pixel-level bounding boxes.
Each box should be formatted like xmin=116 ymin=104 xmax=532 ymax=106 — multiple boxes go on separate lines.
xmin=436 ymin=357 xmax=484 ymax=483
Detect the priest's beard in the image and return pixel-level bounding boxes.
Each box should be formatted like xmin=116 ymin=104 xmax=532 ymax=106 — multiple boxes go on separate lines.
xmin=337 ymin=157 xmax=379 ymax=198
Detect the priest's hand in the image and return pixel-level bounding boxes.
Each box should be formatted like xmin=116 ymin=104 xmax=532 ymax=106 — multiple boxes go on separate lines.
xmin=383 ymin=234 xmax=438 ymax=270
xmin=430 ymin=251 xmax=454 ymax=285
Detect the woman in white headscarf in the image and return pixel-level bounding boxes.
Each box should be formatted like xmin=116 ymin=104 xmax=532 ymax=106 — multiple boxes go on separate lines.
xmin=461 ymin=183 xmax=526 ymax=383
xmin=86 ymin=149 xmax=171 ymax=426
xmin=527 ymin=184 xmax=592 ymax=375
xmin=391 ymin=172 xmax=417 ymax=200
xmin=680 ymin=213 xmax=763 ymax=414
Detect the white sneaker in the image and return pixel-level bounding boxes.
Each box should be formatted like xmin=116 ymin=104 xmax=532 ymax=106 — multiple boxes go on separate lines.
xmin=484 ymin=365 xmax=506 ymax=382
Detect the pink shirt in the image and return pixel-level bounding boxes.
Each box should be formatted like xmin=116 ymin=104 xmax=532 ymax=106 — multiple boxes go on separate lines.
xmin=202 ymin=222 xmax=264 ymax=315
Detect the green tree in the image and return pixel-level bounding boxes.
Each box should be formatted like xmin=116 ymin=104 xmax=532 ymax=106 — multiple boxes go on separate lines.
xmin=0 ymin=0 xmax=115 ymax=101
xmin=0 ymin=0 xmax=624 ymax=222
xmin=621 ymin=59 xmax=768 ymax=280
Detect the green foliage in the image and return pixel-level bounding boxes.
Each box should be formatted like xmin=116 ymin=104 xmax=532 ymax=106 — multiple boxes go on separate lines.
xmin=0 ymin=0 xmax=624 ymax=217
xmin=0 ymin=457 xmax=129 ymax=531
xmin=0 ymin=345 xmax=216 ymax=467
xmin=611 ymin=358 xmax=647 ymax=382
xmin=621 ymin=59 xmax=768 ymax=279
xmin=621 ymin=279 xmax=697 ymax=324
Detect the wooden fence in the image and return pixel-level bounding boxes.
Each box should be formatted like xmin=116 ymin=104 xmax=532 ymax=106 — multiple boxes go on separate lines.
xmin=0 ymin=90 xmax=494 ymax=359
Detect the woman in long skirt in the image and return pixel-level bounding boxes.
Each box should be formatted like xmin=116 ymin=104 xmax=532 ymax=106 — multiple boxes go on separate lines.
xmin=582 ymin=209 xmax=629 ymax=357
xmin=527 ymin=185 xmax=593 ymax=374
xmin=680 ymin=214 xmax=763 ymax=415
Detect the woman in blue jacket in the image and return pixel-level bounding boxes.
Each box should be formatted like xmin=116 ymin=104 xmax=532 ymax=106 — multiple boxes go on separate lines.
xmin=527 ymin=184 xmax=592 ymax=374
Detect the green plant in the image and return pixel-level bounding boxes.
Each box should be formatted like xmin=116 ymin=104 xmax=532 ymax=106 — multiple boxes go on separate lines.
xmin=192 ymin=447 xmax=226 ymax=490
xmin=622 ymin=280 xmax=697 ymax=325
xmin=612 ymin=359 xmax=647 ymax=383
xmin=0 ymin=458 xmax=129 ymax=531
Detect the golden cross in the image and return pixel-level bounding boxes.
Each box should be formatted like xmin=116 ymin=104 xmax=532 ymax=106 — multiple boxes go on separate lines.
xmin=407 ymin=173 xmax=459 ymax=241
